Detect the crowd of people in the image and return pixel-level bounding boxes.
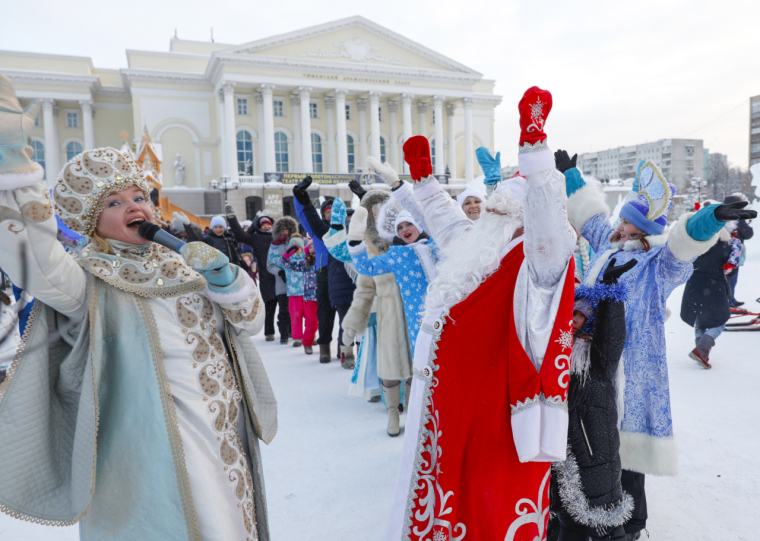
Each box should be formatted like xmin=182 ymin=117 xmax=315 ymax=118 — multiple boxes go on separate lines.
xmin=0 ymin=72 xmax=757 ymax=541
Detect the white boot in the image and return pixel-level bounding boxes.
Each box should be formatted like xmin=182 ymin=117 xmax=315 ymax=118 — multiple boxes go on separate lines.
xmin=382 ymin=382 xmax=401 ymax=437
xmin=340 ymin=345 xmax=355 ymax=370
xmin=403 ymin=378 xmax=412 ymax=411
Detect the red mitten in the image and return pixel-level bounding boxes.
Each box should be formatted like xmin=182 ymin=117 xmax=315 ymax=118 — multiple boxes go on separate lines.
xmin=271 ymin=232 xmax=289 ymax=246
xmin=723 ymin=263 xmax=735 ymax=274
xmin=518 ymin=86 xmax=553 ymax=149
xmin=283 ymin=246 xmax=298 ymax=259
xmin=403 ymin=136 xmax=433 ymax=182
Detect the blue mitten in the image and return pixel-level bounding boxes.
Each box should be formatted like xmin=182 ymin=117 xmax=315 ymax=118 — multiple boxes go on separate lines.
xmin=686 ymin=205 xmax=728 ymax=241
xmin=330 ymin=197 xmax=347 ymax=231
xmin=564 ymin=167 xmax=586 ymax=197
xmin=476 ymin=147 xmax=502 ymax=186
xmin=180 ymin=242 xmax=239 ymax=290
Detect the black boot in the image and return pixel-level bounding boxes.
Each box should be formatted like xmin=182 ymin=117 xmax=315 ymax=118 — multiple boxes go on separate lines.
xmin=319 ymin=343 xmax=331 ymax=363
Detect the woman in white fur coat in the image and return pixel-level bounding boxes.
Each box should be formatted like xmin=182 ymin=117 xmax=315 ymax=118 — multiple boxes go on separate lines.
xmin=559 ymin=150 xmax=755 ymax=540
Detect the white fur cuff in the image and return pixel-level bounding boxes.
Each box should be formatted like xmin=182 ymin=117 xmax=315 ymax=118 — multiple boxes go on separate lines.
xmin=667 ymin=211 xmax=720 ymax=262
xmin=518 ymin=148 xmax=554 ymax=176
xmin=347 ymin=240 xmax=367 ymax=255
xmin=204 ymin=268 xmax=255 ymax=305
xmin=413 ymin=176 xmax=442 ymax=201
xmin=619 ymin=431 xmax=679 ymax=476
xmin=567 ymin=184 xmax=610 ymax=231
xmin=0 ymin=164 xmax=45 ymax=190
xmin=391 ymin=180 xmax=413 ymax=202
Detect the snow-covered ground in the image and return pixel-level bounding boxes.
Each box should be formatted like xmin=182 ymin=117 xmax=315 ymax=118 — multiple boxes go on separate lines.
xmin=2 ymin=234 xmax=759 ymax=541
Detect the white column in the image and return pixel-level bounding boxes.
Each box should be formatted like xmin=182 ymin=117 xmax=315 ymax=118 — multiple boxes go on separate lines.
xmin=463 ymin=97 xmax=474 ymax=182
xmin=40 ymin=99 xmax=61 ymax=186
xmin=335 ymin=89 xmax=348 ymax=174
xmin=387 ymin=100 xmax=399 ymax=169
xmin=254 ymin=91 xmax=265 ymax=175
xmin=299 ymin=86 xmax=313 ymax=174
xmin=324 ymin=96 xmax=336 ymax=173
xmin=260 ymin=84 xmax=276 ymax=173
xmin=79 ymin=99 xmax=95 ymax=150
xmin=417 ymin=101 xmax=429 ymax=138
xmin=446 ymin=103 xmax=457 ymax=180
xmin=290 ymin=94 xmax=302 ymax=172
xmin=369 ymin=92 xmax=381 ymax=162
xmin=432 ymin=96 xmax=445 ymax=175
xmin=221 ymin=82 xmax=239 ymax=181
xmin=357 ymin=98 xmax=368 ymax=169
xmin=401 ymin=93 xmax=413 ymax=173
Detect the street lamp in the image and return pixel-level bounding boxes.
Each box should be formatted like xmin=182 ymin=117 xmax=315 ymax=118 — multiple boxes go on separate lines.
xmin=210 ymin=176 xmax=240 ymax=213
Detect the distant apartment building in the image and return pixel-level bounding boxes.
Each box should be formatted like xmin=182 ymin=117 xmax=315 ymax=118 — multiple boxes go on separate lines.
xmin=750 ymin=95 xmax=760 ymax=166
xmin=576 ymin=139 xmax=704 ymax=192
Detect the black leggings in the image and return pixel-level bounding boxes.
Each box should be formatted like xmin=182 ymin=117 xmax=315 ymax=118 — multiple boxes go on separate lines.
xmin=316 ymin=277 xmax=335 ymax=345
xmin=264 ymin=295 xmax=291 ymax=337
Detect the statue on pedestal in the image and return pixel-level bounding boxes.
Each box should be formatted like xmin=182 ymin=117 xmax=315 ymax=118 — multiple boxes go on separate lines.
xmin=174 ymin=154 xmax=186 ymax=186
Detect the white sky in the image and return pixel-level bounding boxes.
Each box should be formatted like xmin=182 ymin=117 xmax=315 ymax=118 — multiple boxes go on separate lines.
xmin=3 ymin=0 xmax=759 ymax=168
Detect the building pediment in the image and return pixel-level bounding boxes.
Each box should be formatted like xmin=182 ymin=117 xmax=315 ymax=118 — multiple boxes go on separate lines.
xmin=218 ymin=16 xmax=480 ymax=75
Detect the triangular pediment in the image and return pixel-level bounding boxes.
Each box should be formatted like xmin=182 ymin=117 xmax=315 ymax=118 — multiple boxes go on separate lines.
xmin=220 ymin=16 xmax=480 ymax=75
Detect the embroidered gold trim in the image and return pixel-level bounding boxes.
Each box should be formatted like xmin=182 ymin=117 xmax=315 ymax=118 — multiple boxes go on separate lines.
xmin=135 ymin=296 xmax=201 ymax=541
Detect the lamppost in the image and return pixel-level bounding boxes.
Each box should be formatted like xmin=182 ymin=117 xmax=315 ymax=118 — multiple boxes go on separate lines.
xmin=210 ymin=175 xmax=240 ymax=212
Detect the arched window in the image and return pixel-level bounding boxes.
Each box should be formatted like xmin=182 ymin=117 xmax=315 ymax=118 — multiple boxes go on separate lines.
xmin=430 ymin=138 xmax=436 ymax=171
xmin=274 ymin=132 xmax=289 ymax=172
xmin=311 ymin=133 xmax=323 ymax=173
xmin=30 ymin=140 xmax=45 ymax=175
xmin=66 ymin=141 xmax=83 ymax=161
xmin=380 ymin=137 xmax=386 ymax=163
xmin=237 ymin=130 xmax=254 ymax=174
xmin=347 ymin=135 xmax=355 ymax=173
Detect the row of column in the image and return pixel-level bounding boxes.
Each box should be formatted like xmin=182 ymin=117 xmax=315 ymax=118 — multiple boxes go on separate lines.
xmin=220 ymin=83 xmax=476 ymax=181
xmin=38 ymin=98 xmax=95 ymax=183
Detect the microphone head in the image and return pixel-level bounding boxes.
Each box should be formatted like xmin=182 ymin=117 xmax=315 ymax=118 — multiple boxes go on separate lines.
xmin=138 ymin=221 xmax=161 ymax=241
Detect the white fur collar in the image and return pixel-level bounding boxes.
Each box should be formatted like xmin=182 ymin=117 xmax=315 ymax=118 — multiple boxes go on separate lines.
xmin=611 ymin=229 xmax=669 ymax=252
xmin=0 ymin=164 xmax=45 ymax=190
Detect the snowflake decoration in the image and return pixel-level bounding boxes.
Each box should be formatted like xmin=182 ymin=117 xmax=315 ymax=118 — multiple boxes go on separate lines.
xmin=555 ymin=329 xmax=573 ymax=351
xmin=530 ymin=97 xmax=545 ymax=128
xmin=433 ymin=529 xmax=448 ymax=541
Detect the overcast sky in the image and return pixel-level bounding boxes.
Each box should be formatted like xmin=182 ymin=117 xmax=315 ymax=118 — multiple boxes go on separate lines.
xmin=3 ymin=0 xmax=758 ymax=168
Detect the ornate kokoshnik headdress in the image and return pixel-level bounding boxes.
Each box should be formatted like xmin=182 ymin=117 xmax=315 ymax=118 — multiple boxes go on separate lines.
xmin=53 ymin=147 xmax=151 ymax=237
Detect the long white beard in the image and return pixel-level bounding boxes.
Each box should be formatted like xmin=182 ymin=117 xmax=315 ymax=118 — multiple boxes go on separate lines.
xmin=425 ymin=191 xmax=523 ymax=312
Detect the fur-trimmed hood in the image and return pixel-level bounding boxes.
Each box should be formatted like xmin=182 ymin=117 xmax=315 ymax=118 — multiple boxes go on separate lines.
xmin=361 ymin=190 xmax=391 ymax=256
xmin=272 ymin=215 xmax=298 ymax=237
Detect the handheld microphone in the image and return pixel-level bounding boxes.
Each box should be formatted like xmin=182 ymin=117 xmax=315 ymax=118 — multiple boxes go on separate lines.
xmin=138 ymin=221 xmax=187 ymax=253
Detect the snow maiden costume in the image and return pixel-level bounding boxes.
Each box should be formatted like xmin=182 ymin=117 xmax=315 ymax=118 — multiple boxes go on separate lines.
xmin=563 ymin=156 xmax=754 ymax=537
xmin=0 ymin=82 xmax=276 ymax=540
xmin=386 ymin=88 xmax=577 ymax=541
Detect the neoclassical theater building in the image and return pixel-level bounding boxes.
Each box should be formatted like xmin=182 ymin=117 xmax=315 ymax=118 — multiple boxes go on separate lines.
xmin=1 ymin=16 xmax=501 ymax=219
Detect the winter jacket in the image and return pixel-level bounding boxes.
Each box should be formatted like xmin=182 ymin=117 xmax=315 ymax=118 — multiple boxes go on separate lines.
xmin=228 ymin=215 xmax=276 ymax=302
xmin=295 ymin=199 xmax=329 ymax=275
xmin=268 ymin=244 xmax=305 ymax=297
xmin=552 ymin=284 xmax=633 ymax=537
xmin=297 ymin=200 xmax=356 ymax=307
xmin=568 ymin=176 xmax=720 ymax=476
xmin=282 ymin=255 xmax=317 ymax=302
xmin=341 ymin=190 xmax=413 ymax=381
xmin=680 ymin=231 xmax=733 ymax=329
xmin=266 ymin=216 xmax=297 ymax=297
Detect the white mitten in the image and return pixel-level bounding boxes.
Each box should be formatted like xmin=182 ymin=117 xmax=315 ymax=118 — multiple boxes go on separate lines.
xmin=347 ymin=207 xmax=368 ymax=241
xmin=173 ymin=211 xmax=190 ymax=225
xmin=368 ymin=156 xmax=400 ymax=186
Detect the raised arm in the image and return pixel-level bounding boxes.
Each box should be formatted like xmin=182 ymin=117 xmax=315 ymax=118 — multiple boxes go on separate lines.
xmin=225 ymin=207 xmax=257 ymax=246
xmin=367 ymin=157 xmax=431 ymax=236
xmin=292 ymin=176 xmax=330 ymax=240
xmin=561 ymin=166 xmax=614 ymax=253
xmin=345 ymin=207 xmax=395 ymax=277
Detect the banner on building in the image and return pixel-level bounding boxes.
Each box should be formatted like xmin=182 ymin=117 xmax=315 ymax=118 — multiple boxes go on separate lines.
xmin=263 ymin=189 xmax=284 ymax=219
xmin=264 ymin=172 xmax=449 ymax=185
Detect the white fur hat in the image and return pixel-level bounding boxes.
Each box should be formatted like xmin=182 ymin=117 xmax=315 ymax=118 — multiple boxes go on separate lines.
xmin=456 ymin=187 xmax=485 ymax=207
xmin=394 ymin=210 xmax=423 ymax=236
xmin=210 ymin=215 xmax=227 ymax=229
xmin=495 ymin=175 xmax=526 ymax=205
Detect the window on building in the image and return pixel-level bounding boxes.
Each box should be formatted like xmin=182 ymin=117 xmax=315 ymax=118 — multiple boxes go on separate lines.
xmin=345 ymin=104 xmax=351 ymax=120
xmin=347 ymin=135 xmax=355 ymax=173
xmin=275 ymin=132 xmax=288 ymax=172
xmin=66 ymin=112 xmax=78 ymax=129
xmin=431 ymin=109 xmax=435 ymax=125
xmin=66 ymin=141 xmax=83 ymax=161
xmin=237 ymin=130 xmax=254 ymax=173
xmin=34 ymin=115 xmax=39 ymax=127
xmin=430 ymin=138 xmax=436 ymax=170
xmin=378 ymin=106 xmax=383 ymax=122
xmin=309 ymin=102 xmax=318 ymax=119
xmin=380 ymin=136 xmax=386 ymax=163
xmin=752 ymin=102 xmax=760 ymax=113
xmin=751 ymin=143 xmax=760 ymax=154
xmin=30 ymin=140 xmax=45 ymax=175
xmin=273 ymin=100 xmax=284 ymax=117
xmin=311 ymin=133 xmax=323 ymax=173
xmin=237 ymin=98 xmax=249 ymax=116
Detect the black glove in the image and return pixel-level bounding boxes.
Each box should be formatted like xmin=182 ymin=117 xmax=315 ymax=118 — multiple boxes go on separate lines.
xmin=348 ymin=180 xmax=367 ymax=201
xmin=602 ymin=258 xmax=637 ymax=284
xmin=278 ymin=269 xmax=286 ymax=281
xmin=713 ymin=201 xmax=757 ymax=222
xmin=292 ymin=175 xmax=313 ymax=206
xmin=554 ymin=150 xmax=577 ymax=174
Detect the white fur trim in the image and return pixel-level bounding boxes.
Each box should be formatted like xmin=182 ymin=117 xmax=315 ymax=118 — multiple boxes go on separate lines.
xmin=413 ymin=176 xmax=442 ymax=200
xmin=667 ymin=211 xmax=720 ymax=262
xmin=517 ymin=148 xmax=554 ymax=176
xmin=718 ymin=227 xmax=732 ymax=243
xmin=347 ymin=240 xmax=367 ymax=255
xmin=0 ymin=164 xmax=44 ymax=190
xmin=391 ymin=180 xmax=413 ymax=202
xmin=511 ymin=402 xmax=568 ymax=463
xmin=619 ymin=431 xmax=679 ymax=476
xmin=204 ymin=268 xmax=255 ymax=305
xmin=567 ymin=184 xmax=610 ymax=231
